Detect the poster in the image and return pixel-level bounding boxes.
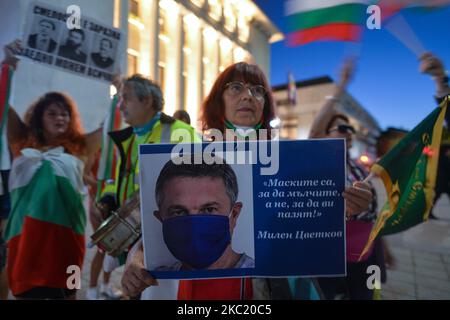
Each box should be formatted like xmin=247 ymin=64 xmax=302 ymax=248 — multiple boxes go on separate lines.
xmin=20 ymin=1 xmax=122 ymax=83
xmin=139 ymin=139 xmax=347 ymax=280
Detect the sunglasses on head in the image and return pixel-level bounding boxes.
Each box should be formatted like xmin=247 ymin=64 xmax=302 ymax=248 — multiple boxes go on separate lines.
xmin=329 ymin=124 xmax=356 ymax=134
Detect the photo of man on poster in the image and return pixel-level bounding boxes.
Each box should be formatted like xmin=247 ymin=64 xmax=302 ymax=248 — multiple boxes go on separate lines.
xmin=27 ymin=18 xmax=57 ymax=53
xmin=58 ymin=29 xmax=87 ymax=63
xmin=152 ymin=155 xmax=255 ymax=271
xmin=90 ymin=37 xmax=115 ymax=69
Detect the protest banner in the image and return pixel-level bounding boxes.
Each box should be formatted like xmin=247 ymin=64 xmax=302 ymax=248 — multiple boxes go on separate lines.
xmin=20 ymin=1 xmax=122 ymax=83
xmin=138 ymin=139 xmax=347 ymax=280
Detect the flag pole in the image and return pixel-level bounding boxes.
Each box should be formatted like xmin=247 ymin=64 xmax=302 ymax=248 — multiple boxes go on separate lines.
xmin=384 ymin=13 xmax=426 ymax=58
xmin=343 ymin=41 xmax=363 ymax=61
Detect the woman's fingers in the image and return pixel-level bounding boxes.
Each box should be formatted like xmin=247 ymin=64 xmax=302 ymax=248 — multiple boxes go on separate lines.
xmin=343 ymin=182 xmax=373 ymax=216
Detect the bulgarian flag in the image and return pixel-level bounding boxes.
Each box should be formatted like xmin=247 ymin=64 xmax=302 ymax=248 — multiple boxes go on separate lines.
xmin=360 ymin=98 xmax=448 ymax=260
xmin=377 ymin=0 xmax=450 ymax=19
xmin=5 ymin=147 xmax=86 ymax=295
xmin=285 ymin=0 xmax=373 ymax=46
xmin=96 ymin=95 xmax=122 ymax=201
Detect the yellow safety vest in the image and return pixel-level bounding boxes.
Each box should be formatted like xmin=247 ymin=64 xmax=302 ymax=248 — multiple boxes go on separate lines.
xmin=101 ymin=113 xmax=201 ymax=206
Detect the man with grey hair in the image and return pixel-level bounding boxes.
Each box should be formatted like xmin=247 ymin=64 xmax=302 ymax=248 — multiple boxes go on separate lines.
xmin=98 ymin=74 xmax=200 ymax=210
xmin=151 ymin=155 xmax=254 ymax=272
xmin=96 ymin=74 xmax=200 ymax=297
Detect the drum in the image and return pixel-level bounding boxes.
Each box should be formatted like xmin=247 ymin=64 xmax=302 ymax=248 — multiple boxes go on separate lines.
xmin=91 ymin=192 xmax=141 ymax=257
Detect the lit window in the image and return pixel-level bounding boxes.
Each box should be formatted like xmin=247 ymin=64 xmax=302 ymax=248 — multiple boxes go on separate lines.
xmin=203 ymin=27 xmax=217 ymax=41
xmin=114 ymin=0 xmax=120 ymax=28
xmin=238 ymin=17 xmax=250 ymax=43
xmin=130 ymin=0 xmax=139 ymax=17
xmin=202 ymin=28 xmax=219 ymax=99
xmin=158 ymin=11 xmax=167 ymax=90
xmin=159 ymin=35 xmax=166 ymax=80
xmin=183 ymin=20 xmax=191 ymax=49
xmin=158 ymin=65 xmax=165 ymax=93
xmin=127 ymin=53 xmax=138 ymax=76
xmin=159 ymin=10 xmax=168 ymax=36
xmin=159 ymin=0 xmax=179 ymax=14
xmin=182 ymin=23 xmax=190 ymax=111
xmin=219 ymin=38 xmax=233 ymax=71
xmin=224 ymin=3 xmax=236 ymax=32
xmin=128 ymin=17 xmax=141 ymax=74
xmin=208 ymin=0 xmax=222 ymax=21
xmin=159 ymin=37 xmax=166 ymax=64
xmin=183 ymin=14 xmax=200 ymax=29
xmin=233 ymin=47 xmax=248 ymax=62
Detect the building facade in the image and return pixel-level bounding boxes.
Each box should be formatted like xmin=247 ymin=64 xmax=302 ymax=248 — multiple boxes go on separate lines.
xmin=272 ymin=77 xmax=381 ymax=163
xmin=126 ymin=0 xmax=282 ymax=129
xmin=2 ymin=0 xmax=282 ymax=131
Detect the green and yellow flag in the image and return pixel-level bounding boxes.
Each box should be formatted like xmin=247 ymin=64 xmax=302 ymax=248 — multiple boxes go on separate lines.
xmin=360 ymin=97 xmax=448 ymax=259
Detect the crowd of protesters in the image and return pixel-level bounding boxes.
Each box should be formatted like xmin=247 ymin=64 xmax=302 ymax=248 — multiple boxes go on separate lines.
xmin=0 ymin=37 xmax=448 ymax=300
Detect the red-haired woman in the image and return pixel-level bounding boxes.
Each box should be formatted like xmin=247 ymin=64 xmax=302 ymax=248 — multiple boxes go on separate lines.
xmin=201 ymin=62 xmax=274 ymax=139
xmin=2 ymin=41 xmax=102 ymax=299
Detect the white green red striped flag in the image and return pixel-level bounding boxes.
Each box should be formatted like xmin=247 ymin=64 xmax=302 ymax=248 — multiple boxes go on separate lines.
xmin=5 ymin=147 xmax=86 ymax=295
xmin=377 ymin=0 xmax=450 ymax=19
xmin=285 ymin=0 xmax=373 ymax=46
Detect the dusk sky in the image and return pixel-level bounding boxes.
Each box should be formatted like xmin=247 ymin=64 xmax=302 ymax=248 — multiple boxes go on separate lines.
xmin=253 ymin=1 xmax=450 ymax=131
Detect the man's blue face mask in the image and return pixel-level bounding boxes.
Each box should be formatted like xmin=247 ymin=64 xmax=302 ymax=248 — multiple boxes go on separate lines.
xmin=162 ymin=214 xmax=232 ymax=269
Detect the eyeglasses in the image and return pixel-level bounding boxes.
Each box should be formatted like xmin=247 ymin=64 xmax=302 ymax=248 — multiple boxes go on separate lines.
xmin=224 ymin=81 xmax=267 ymax=101
xmin=329 ymin=124 xmax=356 ymax=134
